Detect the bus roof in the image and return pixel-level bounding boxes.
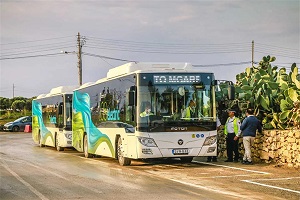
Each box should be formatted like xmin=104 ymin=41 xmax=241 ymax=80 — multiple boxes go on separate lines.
xmin=106 ymin=62 xmax=207 ymax=79
xmin=75 ymin=62 xmax=214 ymax=90
xmin=36 ymin=85 xmax=78 ymax=99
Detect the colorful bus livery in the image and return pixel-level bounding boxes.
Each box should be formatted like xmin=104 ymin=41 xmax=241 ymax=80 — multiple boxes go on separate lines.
xmin=72 ymin=62 xmax=225 ymax=166
xmin=32 ymin=86 xmax=77 ymax=151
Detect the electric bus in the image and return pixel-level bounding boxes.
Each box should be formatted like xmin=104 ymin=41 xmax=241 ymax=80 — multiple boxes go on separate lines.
xmin=32 ymin=86 xmax=77 ymax=151
xmin=72 ymin=62 xmax=223 ymax=165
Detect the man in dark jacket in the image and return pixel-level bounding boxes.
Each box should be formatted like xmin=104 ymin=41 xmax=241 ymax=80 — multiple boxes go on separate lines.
xmin=240 ymin=108 xmax=262 ymax=164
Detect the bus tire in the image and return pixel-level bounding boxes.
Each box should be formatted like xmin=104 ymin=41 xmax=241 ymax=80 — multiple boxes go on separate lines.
xmin=180 ymin=157 xmax=194 ymax=163
xmin=84 ymin=134 xmax=92 ymax=158
xmin=117 ymin=137 xmax=131 ymax=166
xmin=55 ymin=134 xmax=64 ymax=151
xmin=38 ymin=132 xmax=44 ymax=147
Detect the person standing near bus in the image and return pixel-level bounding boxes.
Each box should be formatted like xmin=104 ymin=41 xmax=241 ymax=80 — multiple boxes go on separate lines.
xmin=224 ymin=109 xmax=241 ymax=162
xmin=240 ymin=108 xmax=262 ymax=165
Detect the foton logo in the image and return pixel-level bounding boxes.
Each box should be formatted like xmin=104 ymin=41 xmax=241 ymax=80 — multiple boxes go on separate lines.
xmin=171 ymin=127 xmax=187 ymax=131
xmin=178 ymin=139 xmax=184 ymax=145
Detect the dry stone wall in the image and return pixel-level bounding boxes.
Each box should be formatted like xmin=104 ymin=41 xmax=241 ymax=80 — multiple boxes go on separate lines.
xmin=217 ymin=126 xmax=300 ymax=168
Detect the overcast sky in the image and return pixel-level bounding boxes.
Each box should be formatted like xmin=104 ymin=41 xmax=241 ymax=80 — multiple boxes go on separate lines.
xmin=1 ymin=0 xmax=299 ymax=98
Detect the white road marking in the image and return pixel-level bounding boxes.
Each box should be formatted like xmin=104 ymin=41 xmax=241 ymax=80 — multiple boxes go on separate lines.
xmin=169 ymin=178 xmax=252 ymax=199
xmin=210 ymin=174 xmax=249 ymax=178
xmin=0 ymin=160 xmax=49 ymax=200
xmin=198 ymin=161 xmax=300 ymax=194
xmin=247 ymin=177 xmax=300 ymax=181
xmin=193 ymin=161 xmax=270 ymax=175
xmin=0 ymin=157 xmax=103 ymax=194
xmin=242 ymin=178 xmax=300 ymax=194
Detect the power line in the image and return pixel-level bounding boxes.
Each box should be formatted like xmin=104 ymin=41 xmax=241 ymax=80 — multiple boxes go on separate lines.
xmin=256 ymin=50 xmax=300 ymax=59
xmin=84 ymin=36 xmax=251 ymax=54
xmin=0 ymin=35 xmax=75 ymax=45
xmin=84 ymin=45 xmax=250 ymax=54
xmin=0 ymin=52 xmax=64 ymax=60
xmin=254 ymin=42 xmax=300 ymax=60
xmin=82 ymin=52 xmax=136 ymax=63
xmin=255 ymin=46 xmax=299 ymax=56
xmin=1 ymin=41 xmax=75 ymax=52
xmin=85 ymin=43 xmax=249 ymax=51
xmin=256 ymin=42 xmax=299 ymax=51
xmin=1 ymin=35 xmax=298 ymax=70
xmin=86 ymin=36 xmax=250 ymax=46
xmin=193 ymin=61 xmax=252 ymax=67
xmin=1 ymin=45 xmax=75 ymax=57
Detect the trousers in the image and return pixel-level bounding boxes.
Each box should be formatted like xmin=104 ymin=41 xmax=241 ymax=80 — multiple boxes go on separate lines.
xmin=226 ymin=133 xmax=239 ymax=161
xmin=243 ymin=136 xmax=255 ymax=162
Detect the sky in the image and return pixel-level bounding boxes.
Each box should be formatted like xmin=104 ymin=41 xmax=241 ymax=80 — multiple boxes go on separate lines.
xmin=1 ymin=0 xmax=299 ymax=98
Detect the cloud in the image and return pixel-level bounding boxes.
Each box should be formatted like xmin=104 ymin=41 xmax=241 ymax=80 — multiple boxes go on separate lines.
xmin=0 ymin=0 xmax=299 ymax=98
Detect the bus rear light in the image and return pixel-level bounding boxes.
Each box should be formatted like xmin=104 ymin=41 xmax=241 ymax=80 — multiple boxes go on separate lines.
xmin=203 ymin=135 xmax=217 ymax=146
xmin=138 ymin=137 xmax=157 ymax=147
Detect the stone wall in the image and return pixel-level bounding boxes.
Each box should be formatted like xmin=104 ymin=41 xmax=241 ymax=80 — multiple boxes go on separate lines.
xmin=217 ymin=126 xmax=300 ymax=168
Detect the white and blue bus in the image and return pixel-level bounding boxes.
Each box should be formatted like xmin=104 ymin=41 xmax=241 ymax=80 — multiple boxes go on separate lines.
xmin=72 ymin=62 xmax=225 ymax=165
xmin=32 ymin=86 xmax=77 ymax=151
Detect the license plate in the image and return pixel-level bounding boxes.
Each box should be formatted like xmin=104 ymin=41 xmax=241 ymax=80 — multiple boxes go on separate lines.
xmin=172 ymin=148 xmax=189 ymax=155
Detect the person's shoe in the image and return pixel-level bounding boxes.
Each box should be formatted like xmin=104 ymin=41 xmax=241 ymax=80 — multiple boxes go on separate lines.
xmin=233 ymin=160 xmax=239 ymax=163
xmin=242 ymin=160 xmax=247 ymax=164
xmin=224 ymin=160 xmax=233 ymax=162
xmin=246 ymin=161 xmax=253 ymax=165
xmin=212 ymin=158 xmax=218 ymax=162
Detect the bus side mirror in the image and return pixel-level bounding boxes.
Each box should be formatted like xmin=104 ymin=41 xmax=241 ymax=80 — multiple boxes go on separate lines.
xmin=228 ymin=85 xmax=235 ymax=100
xmin=212 ymin=80 xmax=218 ymax=86
xmin=128 ymin=86 xmax=137 ymax=106
xmin=58 ymin=103 xmax=63 ymax=115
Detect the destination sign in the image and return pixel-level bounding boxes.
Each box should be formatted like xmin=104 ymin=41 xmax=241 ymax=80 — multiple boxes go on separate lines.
xmin=153 ymin=75 xmax=201 ymax=84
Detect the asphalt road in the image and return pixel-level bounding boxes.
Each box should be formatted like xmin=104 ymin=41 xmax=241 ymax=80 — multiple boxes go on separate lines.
xmin=0 ymin=132 xmax=299 ymax=200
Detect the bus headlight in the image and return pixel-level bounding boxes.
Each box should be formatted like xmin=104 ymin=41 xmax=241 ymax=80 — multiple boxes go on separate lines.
xmin=203 ymin=135 xmax=217 ymax=146
xmin=64 ymin=133 xmax=72 ymax=140
xmin=138 ymin=137 xmax=157 ymax=147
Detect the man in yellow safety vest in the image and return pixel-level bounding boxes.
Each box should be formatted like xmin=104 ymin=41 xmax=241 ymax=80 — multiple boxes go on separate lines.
xmin=224 ymin=109 xmax=241 ymax=162
xmin=140 ymin=102 xmax=154 ymax=117
xmin=182 ymin=100 xmax=196 ymax=119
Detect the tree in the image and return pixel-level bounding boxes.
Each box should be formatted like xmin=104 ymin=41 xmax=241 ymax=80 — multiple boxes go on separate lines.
xmin=11 ymin=100 xmax=26 ymax=111
xmin=0 ymin=97 xmax=10 ymax=110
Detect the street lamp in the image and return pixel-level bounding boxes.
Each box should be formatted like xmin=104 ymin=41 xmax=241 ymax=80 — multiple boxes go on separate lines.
xmin=62 ymin=50 xmax=82 ymax=86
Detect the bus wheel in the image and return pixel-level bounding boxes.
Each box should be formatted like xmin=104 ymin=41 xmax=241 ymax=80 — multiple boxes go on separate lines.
xmin=38 ymin=133 xmax=44 ymax=147
xmin=56 ymin=135 xmax=64 ymax=151
xmin=84 ymin=134 xmax=92 ymax=158
xmin=180 ymin=157 xmax=194 ymax=163
xmin=117 ymin=137 xmax=131 ymax=166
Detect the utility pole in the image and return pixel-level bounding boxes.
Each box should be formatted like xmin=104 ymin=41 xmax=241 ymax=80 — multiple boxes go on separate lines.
xmin=77 ymin=32 xmax=83 ymax=86
xmin=252 ymin=40 xmax=254 ymax=67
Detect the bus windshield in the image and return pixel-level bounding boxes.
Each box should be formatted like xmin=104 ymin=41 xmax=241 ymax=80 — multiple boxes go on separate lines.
xmin=137 ymin=83 xmax=216 ymax=131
